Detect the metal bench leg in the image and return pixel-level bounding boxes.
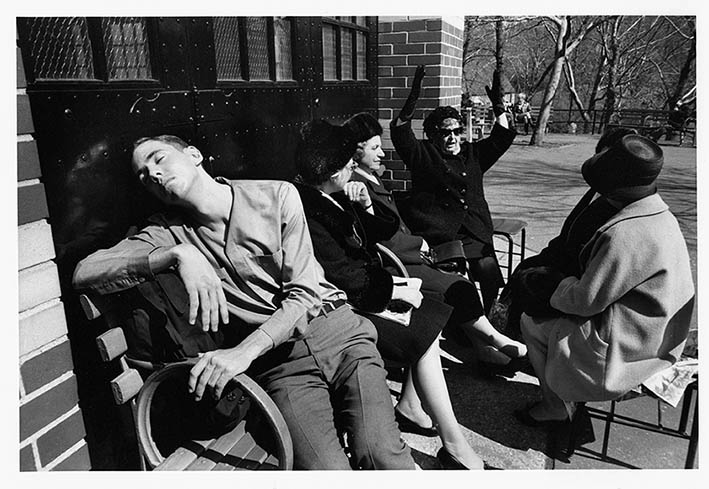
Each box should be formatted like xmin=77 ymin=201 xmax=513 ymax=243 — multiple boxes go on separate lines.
xmin=601 ymin=401 xmax=616 ymax=459
xmin=685 ymin=394 xmax=698 ymax=469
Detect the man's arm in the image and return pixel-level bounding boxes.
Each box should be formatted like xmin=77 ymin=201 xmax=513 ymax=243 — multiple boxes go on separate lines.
xmin=550 ymin=228 xmax=652 ymax=317
xmin=73 ymin=219 xmax=229 ymax=331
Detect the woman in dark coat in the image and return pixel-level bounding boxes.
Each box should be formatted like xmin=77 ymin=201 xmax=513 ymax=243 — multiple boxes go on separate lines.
xmin=294 ymin=119 xmax=486 ymax=470
xmin=344 ymin=112 xmax=527 ymax=368
xmin=390 ymin=66 xmax=516 ymax=313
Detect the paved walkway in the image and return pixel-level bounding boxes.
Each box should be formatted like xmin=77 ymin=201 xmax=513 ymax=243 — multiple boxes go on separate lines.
xmin=399 ymin=132 xmax=698 ymax=471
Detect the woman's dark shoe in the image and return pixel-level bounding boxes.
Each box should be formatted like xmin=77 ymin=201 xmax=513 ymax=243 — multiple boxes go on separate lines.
xmin=394 ymin=409 xmax=437 ymax=437
xmin=437 ymin=447 xmax=495 ymax=470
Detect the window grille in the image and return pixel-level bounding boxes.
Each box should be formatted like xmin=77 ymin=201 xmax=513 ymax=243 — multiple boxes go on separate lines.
xmin=322 ymin=18 xmax=369 ymax=81
xmin=274 ymin=17 xmax=293 ymax=81
xmin=214 ymin=17 xmax=243 ymax=81
xmin=101 ymin=17 xmax=152 ymax=80
xmin=24 ymin=17 xmax=95 ymax=80
xmin=356 ymin=31 xmax=367 ymax=80
xmin=341 ymin=29 xmax=353 ymax=80
xmin=322 ymin=24 xmax=337 ymax=81
xmin=246 ymin=17 xmax=270 ymax=80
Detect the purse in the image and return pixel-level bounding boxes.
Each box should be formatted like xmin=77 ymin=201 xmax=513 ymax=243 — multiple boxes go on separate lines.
xmin=423 ymin=240 xmax=467 ymax=274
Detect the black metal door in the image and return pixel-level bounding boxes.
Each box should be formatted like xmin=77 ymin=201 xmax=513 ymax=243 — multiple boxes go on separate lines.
xmin=17 ymin=16 xmax=378 ymax=468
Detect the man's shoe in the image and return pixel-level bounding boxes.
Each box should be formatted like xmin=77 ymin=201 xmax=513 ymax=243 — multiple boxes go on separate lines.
xmin=514 ymin=402 xmax=569 ymax=428
xmin=394 ymin=409 xmax=437 ymax=437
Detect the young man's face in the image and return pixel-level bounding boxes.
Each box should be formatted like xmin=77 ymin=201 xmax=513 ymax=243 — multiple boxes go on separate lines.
xmin=432 ymin=117 xmax=463 ymax=155
xmin=356 ymin=135 xmax=385 ymax=173
xmin=132 ymin=140 xmax=203 ymax=204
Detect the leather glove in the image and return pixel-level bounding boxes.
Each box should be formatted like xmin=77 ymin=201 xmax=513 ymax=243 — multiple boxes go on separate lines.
xmin=485 ymin=70 xmax=507 ymax=117
xmin=398 ymin=65 xmax=425 ymax=122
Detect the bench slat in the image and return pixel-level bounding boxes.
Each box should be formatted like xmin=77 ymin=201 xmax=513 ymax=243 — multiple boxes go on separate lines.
xmin=235 ymin=443 xmax=269 ymax=470
xmin=154 ymin=439 xmax=213 ymax=471
xmin=184 ymin=423 xmax=248 ymax=471
xmin=258 ymin=454 xmax=280 ymax=470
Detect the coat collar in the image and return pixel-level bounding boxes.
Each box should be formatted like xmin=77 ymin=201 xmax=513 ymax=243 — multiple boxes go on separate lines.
xmin=295 ymin=183 xmax=355 ymax=236
xmin=596 ymin=193 xmax=668 ymax=233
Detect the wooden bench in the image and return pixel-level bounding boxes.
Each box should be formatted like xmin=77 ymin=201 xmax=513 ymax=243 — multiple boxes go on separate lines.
xmin=81 ymin=292 xmax=294 ymax=471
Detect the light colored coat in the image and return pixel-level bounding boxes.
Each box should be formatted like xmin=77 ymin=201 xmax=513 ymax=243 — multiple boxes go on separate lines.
xmin=541 ymin=193 xmax=694 ymax=401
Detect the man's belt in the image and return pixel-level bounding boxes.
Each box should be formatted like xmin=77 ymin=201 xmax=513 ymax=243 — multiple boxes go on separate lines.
xmin=318 ymin=299 xmax=348 ymax=317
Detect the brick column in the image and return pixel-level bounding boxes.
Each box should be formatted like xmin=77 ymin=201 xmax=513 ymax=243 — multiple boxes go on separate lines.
xmin=18 ymin=32 xmax=91 ymax=471
xmin=377 ymin=16 xmax=464 ymax=191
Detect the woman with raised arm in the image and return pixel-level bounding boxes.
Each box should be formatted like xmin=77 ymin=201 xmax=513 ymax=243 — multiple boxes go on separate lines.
xmin=390 ymin=66 xmax=516 ymax=315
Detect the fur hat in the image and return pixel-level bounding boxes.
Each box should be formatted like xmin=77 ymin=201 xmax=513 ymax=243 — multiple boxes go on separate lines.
xmin=343 ymin=112 xmax=383 ymax=143
xmin=582 ymin=134 xmax=663 ymax=201
xmin=295 ymin=119 xmax=358 ymax=185
xmin=423 ymin=106 xmax=463 ymax=137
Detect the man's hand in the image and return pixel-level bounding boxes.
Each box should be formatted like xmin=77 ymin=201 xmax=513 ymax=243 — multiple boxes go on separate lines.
xmin=168 ymin=243 xmax=229 ymax=332
xmin=188 ymin=329 xmax=271 ymax=400
xmin=343 ymin=181 xmax=372 ymax=209
xmin=398 ymin=65 xmax=426 ymax=122
xmin=485 ymin=70 xmax=507 ymax=117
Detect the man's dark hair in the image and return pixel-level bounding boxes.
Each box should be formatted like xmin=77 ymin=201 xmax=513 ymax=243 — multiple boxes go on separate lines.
xmin=132 ymin=134 xmax=190 ymax=152
xmin=595 ymin=127 xmax=637 ymax=153
xmin=423 ymin=106 xmax=463 ymax=138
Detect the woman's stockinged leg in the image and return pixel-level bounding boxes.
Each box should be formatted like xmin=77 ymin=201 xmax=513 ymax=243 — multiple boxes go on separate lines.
xmin=412 ymin=336 xmax=484 ymax=469
xmin=395 ymin=369 xmax=434 ymax=429
xmin=459 ymin=316 xmax=528 ymax=359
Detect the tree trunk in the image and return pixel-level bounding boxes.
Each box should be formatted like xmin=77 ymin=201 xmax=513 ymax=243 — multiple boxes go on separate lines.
xmin=600 ymin=19 xmax=620 ymax=128
xmin=668 ymin=36 xmax=695 ymax=109
xmin=564 ymin=60 xmax=591 ymax=124
xmin=530 ymin=18 xmax=569 ymax=145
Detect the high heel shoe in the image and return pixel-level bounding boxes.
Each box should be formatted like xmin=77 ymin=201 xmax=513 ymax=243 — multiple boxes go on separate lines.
xmin=394 ymin=409 xmax=438 ymax=437
xmin=436 ymin=447 xmax=497 ymax=470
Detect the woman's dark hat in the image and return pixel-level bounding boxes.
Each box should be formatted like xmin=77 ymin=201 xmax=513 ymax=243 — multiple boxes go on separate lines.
xmin=343 ymin=112 xmax=383 ymax=143
xmin=295 ymin=119 xmax=358 ymax=185
xmin=582 ymin=134 xmax=663 ymax=201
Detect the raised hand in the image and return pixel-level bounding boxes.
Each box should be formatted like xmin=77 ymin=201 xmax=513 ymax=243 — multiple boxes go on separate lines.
xmin=398 ymin=65 xmax=426 ymax=122
xmin=485 ymin=70 xmax=507 ymax=116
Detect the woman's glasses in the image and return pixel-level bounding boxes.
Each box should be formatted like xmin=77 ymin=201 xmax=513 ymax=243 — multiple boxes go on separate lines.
xmin=437 ymin=127 xmax=464 ymax=137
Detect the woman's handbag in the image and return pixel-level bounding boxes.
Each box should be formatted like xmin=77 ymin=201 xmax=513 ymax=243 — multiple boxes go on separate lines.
xmin=422 ymin=240 xmax=467 ymax=274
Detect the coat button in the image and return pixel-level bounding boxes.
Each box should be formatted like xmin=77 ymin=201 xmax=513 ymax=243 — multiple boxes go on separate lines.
xmin=459 ymin=198 xmax=465 ymax=204
xmin=460 ymin=188 xmax=467 ymax=195
xmin=388 ymin=196 xmax=392 ymax=202
xmin=463 ymin=205 xmax=469 ymax=210
xmin=461 ymin=171 xmax=467 ymax=177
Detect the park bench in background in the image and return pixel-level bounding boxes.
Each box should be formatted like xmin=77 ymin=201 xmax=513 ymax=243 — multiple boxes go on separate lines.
xmin=79 ymin=292 xmax=294 ymax=471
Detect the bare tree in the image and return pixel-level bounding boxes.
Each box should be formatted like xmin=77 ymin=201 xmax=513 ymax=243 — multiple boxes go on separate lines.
xmin=529 ymin=16 xmax=600 ymax=145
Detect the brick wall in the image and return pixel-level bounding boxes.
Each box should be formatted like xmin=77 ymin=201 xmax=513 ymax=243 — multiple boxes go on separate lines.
xmin=17 ymin=32 xmax=91 ymax=472
xmin=377 ymin=16 xmax=464 ymax=191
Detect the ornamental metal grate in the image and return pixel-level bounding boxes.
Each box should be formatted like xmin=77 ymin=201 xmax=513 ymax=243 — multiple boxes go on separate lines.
xmin=101 ymin=17 xmax=152 ymax=80
xmin=246 ymin=17 xmax=270 ymax=80
xmin=274 ymin=17 xmax=293 ymax=81
xmin=341 ymin=29 xmax=353 ymax=80
xmin=25 ymin=17 xmax=95 ymax=80
xmin=214 ymin=17 xmax=242 ymax=81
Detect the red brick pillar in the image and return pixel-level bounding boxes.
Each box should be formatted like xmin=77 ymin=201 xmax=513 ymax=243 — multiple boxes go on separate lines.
xmin=377 ymin=16 xmax=464 ymax=191
xmin=18 ymin=31 xmax=91 ymax=471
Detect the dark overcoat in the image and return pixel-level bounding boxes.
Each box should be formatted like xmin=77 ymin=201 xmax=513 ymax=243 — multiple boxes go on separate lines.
xmin=390 ymin=121 xmax=516 ymax=246
xmin=294 ymin=183 xmax=451 ymax=364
